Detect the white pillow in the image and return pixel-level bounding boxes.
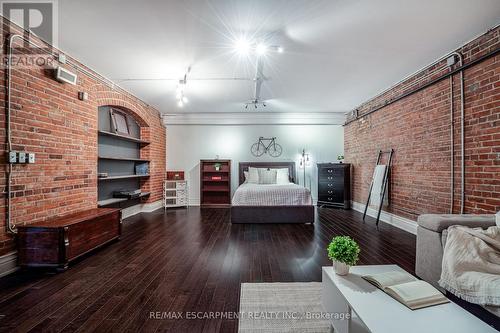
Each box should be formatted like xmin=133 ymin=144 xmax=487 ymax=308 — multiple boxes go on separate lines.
xmin=258 ymin=168 xmax=277 ymax=184
xmin=496 ymin=211 xmax=500 ymax=227
xmin=275 ymin=168 xmax=290 ymax=184
xmin=247 ymin=167 xmax=259 ymax=184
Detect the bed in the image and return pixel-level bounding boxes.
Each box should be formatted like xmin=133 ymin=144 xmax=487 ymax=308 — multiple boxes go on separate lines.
xmin=230 ymin=162 xmax=314 ymax=224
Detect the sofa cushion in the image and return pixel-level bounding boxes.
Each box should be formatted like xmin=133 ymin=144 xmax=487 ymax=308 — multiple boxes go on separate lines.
xmin=417 ymin=214 xmax=495 ymax=232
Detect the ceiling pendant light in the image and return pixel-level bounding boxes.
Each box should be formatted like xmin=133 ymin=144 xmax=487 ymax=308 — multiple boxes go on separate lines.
xmin=235 ymin=38 xmax=250 ymax=55
xmin=175 ymin=68 xmax=190 ymax=108
xmin=256 ymin=43 xmax=267 ymax=56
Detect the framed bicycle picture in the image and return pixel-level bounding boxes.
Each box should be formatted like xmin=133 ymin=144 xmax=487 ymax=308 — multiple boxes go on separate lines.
xmin=110 ymin=108 xmax=130 ymax=135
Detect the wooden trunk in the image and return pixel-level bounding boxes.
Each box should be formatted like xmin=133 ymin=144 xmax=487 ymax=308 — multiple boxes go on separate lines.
xmin=17 ymin=208 xmax=121 ymax=270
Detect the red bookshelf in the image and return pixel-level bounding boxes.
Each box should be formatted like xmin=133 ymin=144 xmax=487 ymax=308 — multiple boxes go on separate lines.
xmin=200 ymin=159 xmax=231 ymax=207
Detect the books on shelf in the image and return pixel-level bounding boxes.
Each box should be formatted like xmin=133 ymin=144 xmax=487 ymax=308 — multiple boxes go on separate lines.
xmin=211 ymin=176 xmax=222 ymax=180
xmin=362 ymin=270 xmax=449 ymax=310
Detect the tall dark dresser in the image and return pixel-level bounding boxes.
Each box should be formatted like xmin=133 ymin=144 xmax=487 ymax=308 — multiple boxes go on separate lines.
xmin=317 ymin=163 xmax=351 ymax=209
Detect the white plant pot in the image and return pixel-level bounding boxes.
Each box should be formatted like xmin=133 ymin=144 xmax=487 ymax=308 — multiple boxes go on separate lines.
xmin=333 ymin=261 xmax=350 ymax=275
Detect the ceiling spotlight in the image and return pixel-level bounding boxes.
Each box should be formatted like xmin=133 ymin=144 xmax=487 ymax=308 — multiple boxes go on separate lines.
xmin=277 ymin=46 xmax=284 ymax=53
xmin=256 ymin=43 xmax=267 ymax=55
xmin=235 ymin=38 xmax=250 ymax=54
xmin=182 ymin=96 xmax=188 ymax=103
xmin=177 ymin=100 xmax=184 ymax=107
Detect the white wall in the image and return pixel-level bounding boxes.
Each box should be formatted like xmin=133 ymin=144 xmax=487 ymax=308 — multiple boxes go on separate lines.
xmin=166 ymin=125 xmax=344 ymax=205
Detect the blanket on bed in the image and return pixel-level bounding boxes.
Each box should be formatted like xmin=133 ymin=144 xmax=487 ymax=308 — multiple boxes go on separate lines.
xmin=232 ymin=183 xmax=312 ymax=206
xmin=438 ymin=225 xmax=500 ymax=307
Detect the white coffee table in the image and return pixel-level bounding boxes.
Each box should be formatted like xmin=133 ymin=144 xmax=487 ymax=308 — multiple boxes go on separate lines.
xmin=322 ymin=265 xmax=497 ymax=333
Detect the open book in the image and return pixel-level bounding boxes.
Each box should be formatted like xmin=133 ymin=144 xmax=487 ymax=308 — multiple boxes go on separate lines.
xmin=362 ymin=271 xmax=449 ymax=310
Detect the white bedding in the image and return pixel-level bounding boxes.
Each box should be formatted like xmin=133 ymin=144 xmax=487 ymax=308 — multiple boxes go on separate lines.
xmin=232 ymin=183 xmax=313 ymax=206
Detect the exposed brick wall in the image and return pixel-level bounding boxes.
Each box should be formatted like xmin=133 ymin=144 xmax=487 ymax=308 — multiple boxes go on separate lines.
xmin=345 ymin=26 xmax=499 ymax=220
xmin=0 ymin=20 xmax=166 ymax=256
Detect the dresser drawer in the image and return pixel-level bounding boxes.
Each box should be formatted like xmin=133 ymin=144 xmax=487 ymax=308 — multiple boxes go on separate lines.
xmin=319 ymin=174 xmax=342 ymax=182
xmin=318 ymin=166 xmax=343 ymax=177
xmin=318 ymin=194 xmax=343 ymax=204
xmin=318 ymin=182 xmax=343 ymax=193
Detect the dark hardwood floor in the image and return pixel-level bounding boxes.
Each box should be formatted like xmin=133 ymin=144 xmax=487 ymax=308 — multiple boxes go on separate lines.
xmin=0 ymin=207 xmax=416 ymax=332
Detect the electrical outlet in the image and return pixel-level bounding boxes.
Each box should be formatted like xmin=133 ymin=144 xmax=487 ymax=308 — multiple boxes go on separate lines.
xmin=8 ymin=151 xmax=17 ymax=163
xmin=18 ymin=152 xmax=26 ymax=163
xmin=28 ymin=153 xmax=35 ymax=164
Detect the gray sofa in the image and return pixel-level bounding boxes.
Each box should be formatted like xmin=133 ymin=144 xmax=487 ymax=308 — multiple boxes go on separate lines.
xmin=416 ymin=214 xmax=499 ymax=328
xmin=415 ymin=214 xmax=496 ymax=289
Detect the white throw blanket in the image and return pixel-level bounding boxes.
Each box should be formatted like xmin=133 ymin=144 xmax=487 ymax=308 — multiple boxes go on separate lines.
xmin=232 ymin=183 xmax=312 ymax=206
xmin=439 ymin=226 xmax=500 ymax=307
xmin=369 ymin=165 xmax=388 ymax=207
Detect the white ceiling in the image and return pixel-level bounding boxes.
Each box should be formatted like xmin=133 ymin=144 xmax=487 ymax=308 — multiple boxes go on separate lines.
xmin=58 ymin=0 xmax=500 ymax=115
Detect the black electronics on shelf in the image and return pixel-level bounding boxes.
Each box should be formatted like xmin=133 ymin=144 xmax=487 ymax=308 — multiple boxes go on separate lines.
xmin=317 ymin=163 xmax=351 ymax=209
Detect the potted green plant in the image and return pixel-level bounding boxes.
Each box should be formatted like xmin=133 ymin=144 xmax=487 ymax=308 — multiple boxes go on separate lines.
xmin=214 ymin=162 xmax=222 ymax=171
xmin=327 ymin=236 xmax=360 ymax=275
xmin=337 ymin=154 xmax=345 ymax=164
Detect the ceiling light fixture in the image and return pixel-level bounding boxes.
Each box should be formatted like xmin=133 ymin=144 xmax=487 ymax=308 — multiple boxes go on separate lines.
xmin=175 ymin=67 xmax=191 ymax=108
xmin=235 ymin=38 xmax=251 ymax=55
xmin=233 ymin=37 xmax=282 ymax=56
xmin=256 ymin=43 xmax=267 ymax=55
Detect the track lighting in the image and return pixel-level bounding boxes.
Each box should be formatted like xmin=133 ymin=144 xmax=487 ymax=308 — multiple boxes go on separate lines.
xmin=175 ymin=69 xmax=190 ymax=107
xmin=233 ymin=38 xmax=282 ymax=56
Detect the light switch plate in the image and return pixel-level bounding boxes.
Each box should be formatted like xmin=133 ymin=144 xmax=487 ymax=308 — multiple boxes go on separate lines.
xmin=28 ymin=153 xmax=35 ymax=164
xmin=8 ymin=151 xmax=17 ymax=163
xmin=18 ymin=152 xmax=26 ymax=163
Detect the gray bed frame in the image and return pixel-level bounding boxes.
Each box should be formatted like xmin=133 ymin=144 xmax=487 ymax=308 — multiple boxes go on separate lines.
xmin=230 ymin=162 xmax=315 ymax=224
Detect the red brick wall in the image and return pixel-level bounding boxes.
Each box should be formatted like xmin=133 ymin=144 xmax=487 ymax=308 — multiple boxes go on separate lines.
xmin=0 ymin=21 xmax=166 ymax=256
xmin=345 ymin=26 xmax=499 ymax=220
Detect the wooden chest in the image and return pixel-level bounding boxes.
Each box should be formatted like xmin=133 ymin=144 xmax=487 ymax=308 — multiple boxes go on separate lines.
xmin=17 ymin=208 xmax=121 ymax=270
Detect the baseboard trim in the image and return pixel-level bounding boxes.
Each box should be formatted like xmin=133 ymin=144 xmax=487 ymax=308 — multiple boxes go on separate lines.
xmin=122 ymin=200 xmax=164 ymax=219
xmin=351 ymin=201 xmax=417 ymax=235
xmin=0 ymin=251 xmax=18 ymax=278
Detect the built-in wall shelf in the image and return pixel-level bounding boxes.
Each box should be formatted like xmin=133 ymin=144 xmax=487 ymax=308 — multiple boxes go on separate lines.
xmin=98 ymin=174 xmax=150 ymax=181
xmin=98 ymin=156 xmax=150 ymax=162
xmin=98 ymin=192 xmax=150 ymax=207
xmin=98 ymin=130 xmax=150 ymax=145
xmin=98 ymin=106 xmax=150 ymax=209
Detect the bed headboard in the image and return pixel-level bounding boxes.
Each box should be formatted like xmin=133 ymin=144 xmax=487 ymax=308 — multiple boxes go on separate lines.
xmin=238 ymin=162 xmax=296 ymax=185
